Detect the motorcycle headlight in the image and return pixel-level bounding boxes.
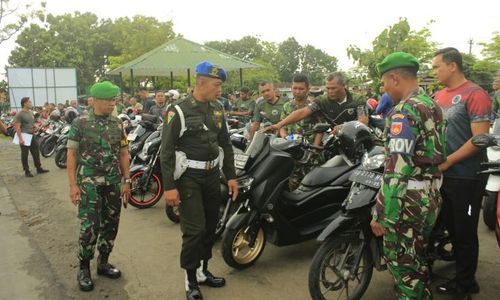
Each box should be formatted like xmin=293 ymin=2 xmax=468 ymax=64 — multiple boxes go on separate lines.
xmin=237 ymin=176 xmax=254 ymax=194
xmin=361 ymin=152 xmax=385 ymax=170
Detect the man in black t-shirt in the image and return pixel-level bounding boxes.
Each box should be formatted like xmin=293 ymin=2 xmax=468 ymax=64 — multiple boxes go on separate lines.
xmin=265 ymin=72 xmax=367 ymax=136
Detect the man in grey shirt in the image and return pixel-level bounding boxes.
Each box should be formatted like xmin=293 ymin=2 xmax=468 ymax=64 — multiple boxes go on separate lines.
xmin=15 ymin=97 xmax=49 ymax=177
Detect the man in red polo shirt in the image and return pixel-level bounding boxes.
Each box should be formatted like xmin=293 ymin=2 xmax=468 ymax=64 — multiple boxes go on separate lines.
xmin=433 ymin=47 xmax=492 ymax=300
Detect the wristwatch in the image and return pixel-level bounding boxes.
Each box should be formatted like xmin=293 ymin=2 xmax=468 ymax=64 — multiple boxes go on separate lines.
xmin=124 ymin=178 xmax=132 ymax=184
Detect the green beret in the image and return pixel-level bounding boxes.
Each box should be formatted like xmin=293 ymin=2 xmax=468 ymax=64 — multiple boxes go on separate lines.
xmin=376 ymin=52 xmax=419 ymax=76
xmin=90 ymin=81 xmax=119 ymax=100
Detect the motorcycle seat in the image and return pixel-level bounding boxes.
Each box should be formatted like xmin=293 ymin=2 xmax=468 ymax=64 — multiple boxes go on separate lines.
xmin=301 ymin=165 xmax=352 ymax=187
xmin=281 ymin=188 xmax=317 ymax=206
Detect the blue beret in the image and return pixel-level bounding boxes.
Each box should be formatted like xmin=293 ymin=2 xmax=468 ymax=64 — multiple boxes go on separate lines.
xmin=90 ymin=81 xmax=119 ymax=100
xmin=195 ymin=61 xmax=226 ymax=82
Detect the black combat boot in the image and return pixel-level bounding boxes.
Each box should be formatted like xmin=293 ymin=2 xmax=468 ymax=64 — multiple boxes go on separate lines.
xmin=77 ymin=260 xmax=94 ymax=291
xmin=186 ymin=269 xmax=203 ymax=300
xmin=97 ymin=252 xmax=121 ymax=279
xmin=197 ymin=260 xmax=225 ymax=288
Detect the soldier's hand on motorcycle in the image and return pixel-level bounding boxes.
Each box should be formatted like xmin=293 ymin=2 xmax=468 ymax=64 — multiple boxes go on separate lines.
xmin=227 ymin=179 xmax=239 ymax=201
xmin=69 ymin=184 xmax=81 ymax=205
xmin=260 ymin=124 xmax=280 ymax=133
xmin=164 ymin=189 xmax=181 ymax=207
xmin=370 ymin=219 xmax=386 ymax=237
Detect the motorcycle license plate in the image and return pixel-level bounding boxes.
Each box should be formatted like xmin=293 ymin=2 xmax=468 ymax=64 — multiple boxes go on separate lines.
xmin=349 ymin=169 xmax=383 ymax=189
xmin=127 ymin=133 xmax=137 ymax=141
xmin=234 ymin=153 xmax=249 ymax=169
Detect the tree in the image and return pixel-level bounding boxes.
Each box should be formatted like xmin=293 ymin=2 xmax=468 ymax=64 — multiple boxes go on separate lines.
xmin=8 ymin=12 xmax=115 ymax=94
xmin=480 ymin=32 xmax=500 ymax=76
xmin=347 ymin=18 xmax=437 ymax=86
xmin=205 ymin=35 xmax=264 ymax=62
xmin=8 ymin=13 xmax=176 ymax=94
xmin=0 ymin=0 xmax=46 ymax=45
xmin=301 ymin=45 xmax=338 ymax=85
xmin=105 ymin=15 xmax=175 ymax=71
xmin=274 ymin=37 xmax=302 ymax=83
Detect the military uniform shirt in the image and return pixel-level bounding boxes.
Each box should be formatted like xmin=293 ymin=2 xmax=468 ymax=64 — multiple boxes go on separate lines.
xmin=252 ymin=97 xmax=287 ymax=124
xmin=374 ymin=90 xmax=446 ymax=226
xmin=308 ymin=91 xmax=365 ymax=124
xmin=67 ymin=110 xmax=128 ymax=185
xmin=160 ymin=95 xmax=236 ymax=190
xmin=280 ymin=98 xmax=318 ymax=141
xmin=232 ymin=98 xmax=255 ymax=123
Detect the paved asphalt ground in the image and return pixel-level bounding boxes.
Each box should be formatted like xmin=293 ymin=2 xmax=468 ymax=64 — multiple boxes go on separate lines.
xmin=1 ymin=137 xmax=499 ymax=299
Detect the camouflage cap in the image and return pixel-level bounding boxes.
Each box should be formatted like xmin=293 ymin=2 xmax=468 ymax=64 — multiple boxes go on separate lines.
xmin=376 ymin=52 xmax=419 ymax=76
xmin=195 ymin=61 xmax=227 ymax=82
xmin=90 ymin=81 xmax=119 ymax=100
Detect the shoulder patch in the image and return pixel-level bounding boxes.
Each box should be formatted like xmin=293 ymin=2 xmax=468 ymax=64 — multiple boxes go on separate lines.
xmin=167 ymin=111 xmax=176 ymax=124
xmin=388 ymin=111 xmax=416 ymax=156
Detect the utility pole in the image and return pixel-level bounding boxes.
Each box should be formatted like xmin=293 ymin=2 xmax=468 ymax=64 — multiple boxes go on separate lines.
xmin=468 ymin=39 xmax=473 ymax=55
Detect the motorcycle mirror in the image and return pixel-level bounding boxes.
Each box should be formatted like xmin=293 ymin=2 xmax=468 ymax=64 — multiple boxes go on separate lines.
xmin=471 ymin=134 xmax=499 ymax=148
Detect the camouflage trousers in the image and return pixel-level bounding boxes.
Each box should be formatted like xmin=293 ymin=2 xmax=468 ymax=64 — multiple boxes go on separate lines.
xmin=288 ymin=150 xmax=324 ymax=191
xmin=78 ymin=183 xmax=122 ymax=261
xmin=383 ymin=184 xmax=441 ymax=300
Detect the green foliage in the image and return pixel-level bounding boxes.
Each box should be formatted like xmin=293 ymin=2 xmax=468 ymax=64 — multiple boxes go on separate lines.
xmin=462 ymin=53 xmax=497 ymax=91
xmin=0 ymin=0 xmax=46 ymax=45
xmin=7 ymin=12 xmax=175 ymax=95
xmin=105 ymin=16 xmax=175 ymax=71
xmin=480 ymin=32 xmax=500 ymax=65
xmin=205 ymin=36 xmax=338 ymax=85
xmin=347 ymin=18 xmax=437 ymax=87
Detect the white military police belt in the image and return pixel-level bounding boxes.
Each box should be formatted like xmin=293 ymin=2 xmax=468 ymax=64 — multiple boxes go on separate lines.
xmin=186 ymin=156 xmax=219 ymax=170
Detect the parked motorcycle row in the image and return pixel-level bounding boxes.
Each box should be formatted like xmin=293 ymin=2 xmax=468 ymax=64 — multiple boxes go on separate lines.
xmin=5 ymin=99 xmax=499 ymax=300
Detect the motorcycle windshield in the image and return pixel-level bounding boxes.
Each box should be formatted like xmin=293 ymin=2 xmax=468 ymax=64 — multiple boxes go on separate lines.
xmin=245 ymin=131 xmax=268 ymax=159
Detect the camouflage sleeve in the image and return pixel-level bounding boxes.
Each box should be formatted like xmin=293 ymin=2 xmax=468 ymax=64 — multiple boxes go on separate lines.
xmin=218 ymin=114 xmax=236 ymax=180
xmin=66 ymin=118 xmax=81 ymax=149
xmin=373 ymin=104 xmax=417 ymax=226
xmin=160 ymin=107 xmax=181 ymax=190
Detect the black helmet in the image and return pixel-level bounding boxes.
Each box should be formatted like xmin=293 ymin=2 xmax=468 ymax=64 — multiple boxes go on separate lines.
xmin=65 ymin=109 xmax=78 ymax=124
xmin=337 ymin=121 xmax=373 ymax=163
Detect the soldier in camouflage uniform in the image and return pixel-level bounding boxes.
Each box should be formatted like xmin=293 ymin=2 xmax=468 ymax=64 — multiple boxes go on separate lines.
xmin=67 ymin=81 xmax=131 ymax=292
xmin=280 ymin=74 xmax=323 ymax=190
xmin=370 ymin=52 xmax=447 ymax=300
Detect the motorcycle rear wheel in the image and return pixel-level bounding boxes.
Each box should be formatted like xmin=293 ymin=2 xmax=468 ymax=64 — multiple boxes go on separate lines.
xmin=308 ymin=232 xmax=373 ymax=300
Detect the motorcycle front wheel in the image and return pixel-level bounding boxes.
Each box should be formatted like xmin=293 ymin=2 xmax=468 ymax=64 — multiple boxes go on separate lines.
xmin=54 ymin=147 xmax=67 ymax=169
xmin=483 ymin=191 xmax=498 ymax=230
xmin=308 ymin=231 xmax=373 ymax=300
xmin=128 ymin=170 xmax=162 ymax=209
xmin=40 ymin=137 xmax=57 ymax=157
xmin=165 ymin=204 xmax=180 ymax=223
xmin=222 ymin=222 xmax=266 ymax=270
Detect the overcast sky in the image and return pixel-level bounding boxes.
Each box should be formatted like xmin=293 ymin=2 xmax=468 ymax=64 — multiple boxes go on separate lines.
xmin=1 ymin=0 xmax=499 ymax=79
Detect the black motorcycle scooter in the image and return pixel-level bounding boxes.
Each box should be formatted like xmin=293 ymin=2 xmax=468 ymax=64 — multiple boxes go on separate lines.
xmin=220 ymin=119 xmax=372 ymax=270
xmin=308 ymin=133 xmax=453 ymax=300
